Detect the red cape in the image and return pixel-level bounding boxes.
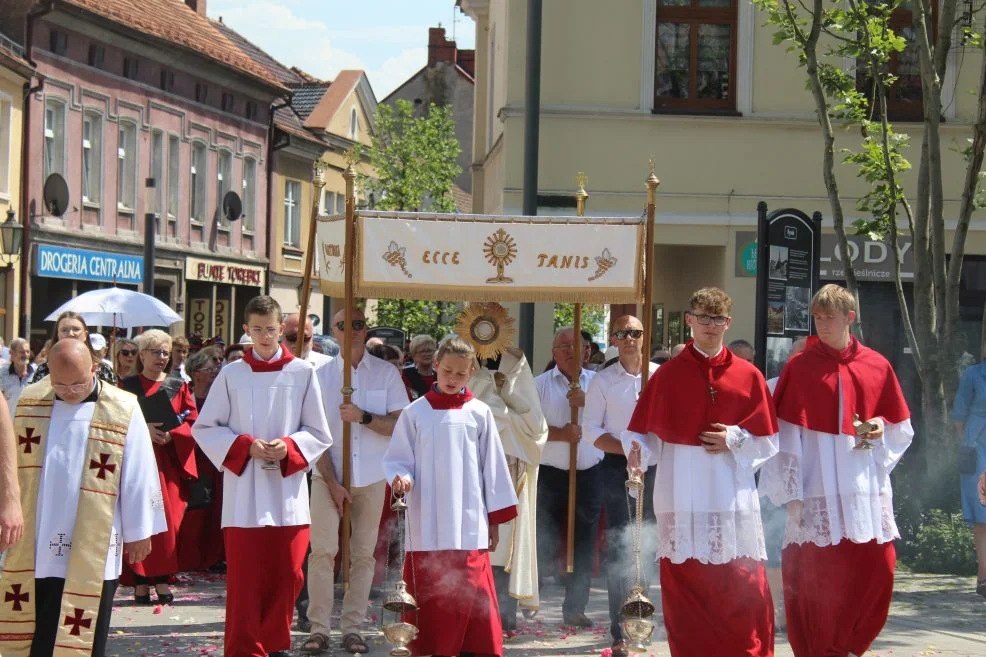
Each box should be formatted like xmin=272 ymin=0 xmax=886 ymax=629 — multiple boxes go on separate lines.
xmin=773 ymin=336 xmax=909 ymax=435
xmin=627 ymin=341 xmax=778 ymax=446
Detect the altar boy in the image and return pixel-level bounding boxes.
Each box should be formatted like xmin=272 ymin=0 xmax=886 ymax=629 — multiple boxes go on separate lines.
xmin=193 ymin=295 xmax=332 ymax=657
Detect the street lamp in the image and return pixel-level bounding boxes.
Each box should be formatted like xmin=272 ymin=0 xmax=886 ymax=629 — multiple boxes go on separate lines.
xmin=0 ymin=209 xmax=24 ymax=269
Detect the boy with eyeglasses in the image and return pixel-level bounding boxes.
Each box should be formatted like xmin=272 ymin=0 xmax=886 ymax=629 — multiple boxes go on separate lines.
xmin=193 ymin=295 xmax=332 ymax=657
xmin=626 ymin=287 xmax=779 ymax=657
xmin=302 ymin=307 xmax=409 ymax=656
xmin=583 ymin=314 xmax=658 ymax=657
xmin=762 ymin=284 xmax=911 ymax=657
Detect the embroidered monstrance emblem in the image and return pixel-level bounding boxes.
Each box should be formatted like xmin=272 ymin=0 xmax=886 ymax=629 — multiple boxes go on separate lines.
xmin=151 ymin=490 xmax=164 ymax=511
xmin=64 ymin=608 xmax=92 ymax=636
xmin=88 ymin=453 xmax=117 ymax=480
xmin=5 ymin=584 xmax=29 ymax=611
xmin=18 ymin=427 xmax=40 ymax=454
xmin=49 ymin=533 xmax=72 ymax=557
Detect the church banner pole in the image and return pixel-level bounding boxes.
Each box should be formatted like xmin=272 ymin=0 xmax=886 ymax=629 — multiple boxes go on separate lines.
xmin=640 ymin=162 xmax=659 ymax=394
xmin=566 ymin=173 xmax=588 ymax=574
xmin=341 ymin=159 xmax=357 ymax=589
xmin=295 ymin=162 xmax=326 ymax=357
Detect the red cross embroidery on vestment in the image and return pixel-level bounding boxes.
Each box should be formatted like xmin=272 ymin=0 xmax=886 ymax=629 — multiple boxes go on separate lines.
xmin=89 ymin=453 xmax=116 ymax=480
xmin=64 ymin=608 xmax=92 ymax=636
xmin=18 ymin=427 xmax=40 ymax=454
xmin=5 ymin=584 xmax=28 ymax=611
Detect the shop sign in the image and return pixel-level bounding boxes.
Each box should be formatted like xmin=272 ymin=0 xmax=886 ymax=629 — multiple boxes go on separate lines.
xmin=185 ymin=257 xmax=265 ymax=288
xmin=37 ymin=245 xmax=143 ymax=284
xmin=188 ymin=298 xmax=212 ymax=336
xmin=215 ymin=297 xmax=232 ymax=344
xmin=819 ymin=234 xmax=914 ymax=281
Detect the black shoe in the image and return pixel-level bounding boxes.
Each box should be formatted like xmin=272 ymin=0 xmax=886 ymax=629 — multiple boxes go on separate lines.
xmin=296 ymin=615 xmax=312 ymax=633
xmin=207 ymin=561 xmax=227 ymax=574
xmin=562 ymin=612 xmax=593 ymax=628
xmin=268 ymin=652 xmax=292 ymax=657
xmin=134 ymin=592 xmax=151 ymax=605
xmin=156 ymin=592 xmax=175 ymax=605
xmin=502 ymin=613 xmax=517 ymax=632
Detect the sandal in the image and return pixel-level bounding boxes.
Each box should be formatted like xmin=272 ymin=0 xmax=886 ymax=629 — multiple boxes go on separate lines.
xmin=300 ymin=632 xmax=330 ymax=655
xmin=341 ymin=632 xmax=369 ymax=654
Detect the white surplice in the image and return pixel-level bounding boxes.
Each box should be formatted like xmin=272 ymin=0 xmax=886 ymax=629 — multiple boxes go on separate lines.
xmin=193 ymin=349 xmax=333 ymax=528
xmin=759 ymin=417 xmax=913 ymax=548
xmin=383 ymin=397 xmax=518 ymax=551
xmin=36 ymin=399 xmax=166 ymax=580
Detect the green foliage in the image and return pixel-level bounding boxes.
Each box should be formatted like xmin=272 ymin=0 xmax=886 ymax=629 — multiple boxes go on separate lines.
xmin=373 ymin=299 xmax=459 ymax=341
xmin=553 ymin=304 xmax=608 ymax=341
xmin=358 ymin=99 xmax=462 ymax=213
xmin=896 ymin=508 xmax=977 ymax=575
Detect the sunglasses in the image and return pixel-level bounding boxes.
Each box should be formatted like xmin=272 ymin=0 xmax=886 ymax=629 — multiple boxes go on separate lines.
xmin=335 ymin=319 xmax=367 ymax=331
xmin=614 ymin=329 xmax=644 ymax=340
xmin=284 ymin=333 xmax=312 ymax=343
xmin=119 ymin=349 xmax=137 ymax=357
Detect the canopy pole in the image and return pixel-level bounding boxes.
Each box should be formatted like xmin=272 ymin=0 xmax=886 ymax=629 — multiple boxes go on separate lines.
xmin=340 ymin=158 xmax=357 ymax=590
xmin=566 ymin=172 xmax=588 ymax=574
xmin=296 ymin=163 xmax=326 ymax=357
xmin=640 ymin=162 xmax=660 ymax=395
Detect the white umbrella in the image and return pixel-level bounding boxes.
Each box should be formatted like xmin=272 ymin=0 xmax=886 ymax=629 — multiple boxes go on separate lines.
xmin=45 ymin=287 xmax=182 ymax=329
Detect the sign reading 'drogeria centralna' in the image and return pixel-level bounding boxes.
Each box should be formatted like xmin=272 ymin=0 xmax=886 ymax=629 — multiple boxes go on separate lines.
xmin=37 ymin=245 xmax=143 ymax=284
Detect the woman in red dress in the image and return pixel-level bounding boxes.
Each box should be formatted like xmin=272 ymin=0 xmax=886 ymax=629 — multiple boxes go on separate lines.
xmin=121 ymin=329 xmax=198 ymax=604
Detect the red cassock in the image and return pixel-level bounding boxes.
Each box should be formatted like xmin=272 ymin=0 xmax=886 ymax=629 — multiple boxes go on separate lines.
xmin=121 ymin=375 xmax=198 ymax=583
xmin=627 ymin=341 xmax=778 ymax=657
xmin=773 ymin=336 xmax=909 ymax=657
xmin=176 ymin=438 xmax=225 ymax=572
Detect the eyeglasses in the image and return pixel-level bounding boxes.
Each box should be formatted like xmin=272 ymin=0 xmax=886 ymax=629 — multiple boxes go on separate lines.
xmin=283 ymin=333 xmax=312 ymax=343
xmin=58 ymin=326 xmax=85 ymax=337
xmin=248 ymin=326 xmax=281 ymax=338
xmin=119 ymin=349 xmax=137 ymax=357
xmin=52 ymin=381 xmax=92 ymax=395
xmin=143 ymin=349 xmax=171 ymax=358
xmin=690 ymin=313 xmax=730 ymax=326
xmin=553 ymin=343 xmax=575 ymax=352
xmin=192 ymin=365 xmax=221 ymax=374
xmin=335 ymin=319 xmax=367 ymax=331
xmin=614 ymin=329 xmax=644 ymax=340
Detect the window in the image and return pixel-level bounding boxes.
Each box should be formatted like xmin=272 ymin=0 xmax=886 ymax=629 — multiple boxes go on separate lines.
xmin=654 ymin=0 xmax=737 ymax=112
xmin=242 ymin=157 xmax=256 ymax=231
xmin=123 ymin=57 xmax=140 ymax=80
xmin=43 ymin=99 xmax=66 ymax=179
xmin=190 ymin=141 xmax=207 ymax=222
xmin=222 ymin=92 xmax=235 ymax=113
xmin=195 ymin=83 xmax=208 ymax=104
xmin=320 ymin=189 xmax=332 ymax=215
xmin=350 ymin=107 xmax=358 ymax=140
xmin=150 ymin=130 xmax=164 ymax=218
xmin=167 ymin=135 xmax=180 ymax=219
xmin=245 ymin=101 xmax=258 ymax=121
xmin=217 ymin=149 xmax=232 ymax=225
xmin=160 ymin=69 xmax=175 ymax=93
xmin=284 ymin=180 xmax=301 ymax=247
xmin=49 ymin=30 xmax=67 ymax=56
xmin=856 ymin=5 xmax=925 ymax=122
xmin=82 ymin=112 xmax=102 ymax=205
xmin=0 ymin=97 xmax=10 ymax=196
xmin=116 ymin=121 xmax=137 ymax=211
xmin=336 ymin=192 xmax=345 ymax=215
xmin=87 ymin=44 xmax=104 ymax=69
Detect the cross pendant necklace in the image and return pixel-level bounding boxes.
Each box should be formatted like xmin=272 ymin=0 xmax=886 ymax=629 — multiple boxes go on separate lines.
xmin=708 ymin=385 xmax=718 ymax=405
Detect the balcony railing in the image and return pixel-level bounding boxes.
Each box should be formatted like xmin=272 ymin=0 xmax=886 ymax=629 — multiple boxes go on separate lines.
xmin=0 ymin=33 xmax=26 ymax=60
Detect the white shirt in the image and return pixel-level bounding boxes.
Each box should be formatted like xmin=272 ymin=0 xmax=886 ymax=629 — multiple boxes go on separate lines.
xmin=0 ymin=361 xmax=36 ymax=415
xmin=317 ymin=352 xmax=409 ymax=487
xmin=193 ymin=347 xmax=333 ymax=528
xmin=534 ymin=366 xmax=602 ymax=470
xmin=583 ymin=360 xmax=658 ymax=448
xmin=35 ymin=396 xmax=166 ymax=580
xmin=384 ymin=396 xmax=518 ymax=551
xmin=306 ymin=350 xmax=333 ymax=368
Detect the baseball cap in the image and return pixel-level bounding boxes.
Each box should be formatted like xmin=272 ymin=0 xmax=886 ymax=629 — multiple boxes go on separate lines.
xmin=89 ymin=334 xmax=107 ymax=350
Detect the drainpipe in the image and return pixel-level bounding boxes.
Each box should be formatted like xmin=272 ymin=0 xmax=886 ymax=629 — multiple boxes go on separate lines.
xmin=264 ymin=96 xmax=290 ymax=296
xmin=19 ymin=2 xmax=54 ymax=340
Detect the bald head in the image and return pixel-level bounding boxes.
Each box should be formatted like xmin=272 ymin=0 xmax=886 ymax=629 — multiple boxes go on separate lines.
xmin=612 ymin=314 xmax=642 ymax=333
xmin=48 ymin=340 xmax=97 ymax=404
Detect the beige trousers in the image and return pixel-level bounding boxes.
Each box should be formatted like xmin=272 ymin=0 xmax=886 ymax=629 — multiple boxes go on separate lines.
xmin=308 ymin=476 xmax=386 ymax=637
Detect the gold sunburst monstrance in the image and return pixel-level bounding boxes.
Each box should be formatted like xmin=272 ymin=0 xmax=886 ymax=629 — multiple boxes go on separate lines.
xmin=455 ymin=303 xmax=516 ymax=361
xmin=483 ymin=228 xmax=517 ymax=283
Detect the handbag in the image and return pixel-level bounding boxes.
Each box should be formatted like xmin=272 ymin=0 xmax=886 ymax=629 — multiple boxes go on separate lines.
xmin=183 ymin=475 xmax=214 ymax=509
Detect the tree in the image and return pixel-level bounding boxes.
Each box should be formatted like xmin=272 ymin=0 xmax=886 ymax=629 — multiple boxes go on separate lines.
xmin=553 ymin=304 xmax=608 ymax=341
xmin=755 ymin=0 xmax=986 ymax=501
xmin=359 ymin=98 xmax=463 ymax=336
xmin=359 ymin=99 xmax=461 ymax=213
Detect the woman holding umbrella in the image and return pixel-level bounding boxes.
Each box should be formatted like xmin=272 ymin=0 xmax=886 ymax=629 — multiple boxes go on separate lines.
xmin=120 ymin=329 xmax=198 ymax=604
xmin=30 ymin=311 xmax=117 ymax=384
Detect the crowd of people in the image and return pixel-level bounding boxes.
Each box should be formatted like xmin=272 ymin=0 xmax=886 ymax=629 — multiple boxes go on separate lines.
xmin=0 ymin=284 xmax=981 ymax=657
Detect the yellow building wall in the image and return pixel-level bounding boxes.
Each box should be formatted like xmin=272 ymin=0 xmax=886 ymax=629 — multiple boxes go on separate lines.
xmin=0 ymin=65 xmax=25 ymax=340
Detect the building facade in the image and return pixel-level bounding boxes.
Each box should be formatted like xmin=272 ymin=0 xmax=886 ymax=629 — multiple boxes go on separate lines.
xmin=460 ymin=0 xmax=986 ymax=382
xmin=1 ymin=0 xmax=284 ymax=346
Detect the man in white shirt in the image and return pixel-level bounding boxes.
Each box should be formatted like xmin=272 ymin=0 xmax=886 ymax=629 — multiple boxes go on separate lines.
xmin=303 ymin=308 xmax=409 ymax=656
xmin=583 ymin=315 xmax=658 ymax=657
xmin=0 ymin=337 xmax=37 ymax=414
xmin=534 ymin=327 xmax=602 ymax=628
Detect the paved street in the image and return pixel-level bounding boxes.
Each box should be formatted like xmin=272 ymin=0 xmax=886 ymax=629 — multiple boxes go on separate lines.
xmin=105 ymin=569 xmax=985 ymax=657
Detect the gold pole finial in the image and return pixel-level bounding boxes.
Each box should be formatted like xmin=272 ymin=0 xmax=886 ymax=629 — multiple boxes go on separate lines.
xmin=344 ymin=146 xmax=360 ymax=170
xmin=312 ymin=160 xmax=326 ymax=189
xmin=575 ymin=172 xmax=588 ymax=217
xmin=647 ymin=159 xmax=660 ymax=189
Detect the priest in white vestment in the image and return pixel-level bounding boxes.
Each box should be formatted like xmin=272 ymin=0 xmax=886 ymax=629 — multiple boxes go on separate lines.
xmin=1 ymin=339 xmax=165 ymax=657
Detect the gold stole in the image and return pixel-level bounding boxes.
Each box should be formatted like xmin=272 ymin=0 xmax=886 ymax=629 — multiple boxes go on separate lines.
xmin=0 ymin=380 xmax=134 ymax=656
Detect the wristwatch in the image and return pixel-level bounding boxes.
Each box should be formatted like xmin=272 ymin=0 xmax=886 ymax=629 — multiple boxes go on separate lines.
xmin=360 ymin=411 xmax=373 ymax=425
